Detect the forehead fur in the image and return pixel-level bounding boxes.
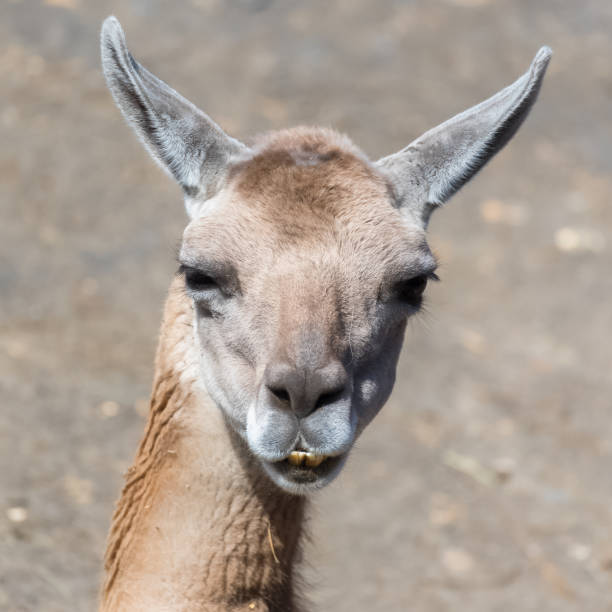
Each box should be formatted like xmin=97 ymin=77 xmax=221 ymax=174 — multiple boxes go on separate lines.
xmin=228 ymin=126 xmax=391 ymax=219
xmin=184 ymin=126 xmax=430 ymax=275
xmin=247 ymin=125 xmax=368 ymax=162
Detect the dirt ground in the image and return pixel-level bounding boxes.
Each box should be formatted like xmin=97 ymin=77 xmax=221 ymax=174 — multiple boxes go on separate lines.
xmin=1 ymin=0 xmax=611 ymax=610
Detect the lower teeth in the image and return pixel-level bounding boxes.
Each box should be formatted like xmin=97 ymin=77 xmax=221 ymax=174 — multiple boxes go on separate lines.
xmin=287 ymin=451 xmax=327 ymax=468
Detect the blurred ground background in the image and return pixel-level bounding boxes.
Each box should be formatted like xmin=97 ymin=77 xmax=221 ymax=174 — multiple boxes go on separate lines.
xmin=1 ymin=0 xmax=611 ymax=610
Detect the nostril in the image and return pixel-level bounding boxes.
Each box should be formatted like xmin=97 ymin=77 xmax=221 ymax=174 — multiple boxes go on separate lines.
xmin=264 ymin=358 xmax=348 ymax=416
xmin=314 ymin=386 xmax=345 ymax=410
xmin=268 ymin=386 xmax=291 ymax=404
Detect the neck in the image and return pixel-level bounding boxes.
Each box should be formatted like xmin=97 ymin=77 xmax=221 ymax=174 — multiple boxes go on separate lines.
xmin=101 ymin=282 xmax=306 ymax=612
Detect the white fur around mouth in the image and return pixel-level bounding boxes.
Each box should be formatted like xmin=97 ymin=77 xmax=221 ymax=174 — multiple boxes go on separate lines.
xmin=286 ymin=451 xmax=328 ymax=468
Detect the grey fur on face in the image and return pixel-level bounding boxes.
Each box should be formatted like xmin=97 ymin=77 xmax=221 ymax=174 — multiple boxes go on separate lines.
xmin=101 ymin=16 xmax=550 ymax=494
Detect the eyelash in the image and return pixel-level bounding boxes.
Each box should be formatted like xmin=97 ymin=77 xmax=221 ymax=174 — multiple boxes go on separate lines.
xmin=179 ymin=264 xmax=220 ymax=294
xmin=392 ymin=271 xmax=439 ymax=305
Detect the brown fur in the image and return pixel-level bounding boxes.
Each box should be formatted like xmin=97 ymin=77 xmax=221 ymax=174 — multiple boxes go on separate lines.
xmin=101 ymin=128 xmax=430 ymax=611
xmin=235 ymin=127 xmax=393 ymax=232
xmin=101 ymin=281 xmax=306 ymax=612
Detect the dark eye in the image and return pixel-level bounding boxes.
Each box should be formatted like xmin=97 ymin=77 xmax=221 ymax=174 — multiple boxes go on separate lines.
xmin=182 ymin=266 xmax=219 ymax=293
xmin=394 ymin=274 xmax=428 ymax=304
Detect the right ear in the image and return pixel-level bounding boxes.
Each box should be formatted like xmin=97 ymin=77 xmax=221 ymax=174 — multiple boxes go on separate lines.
xmin=375 ymin=47 xmax=551 ymax=228
xmin=100 ymin=16 xmax=249 ymax=217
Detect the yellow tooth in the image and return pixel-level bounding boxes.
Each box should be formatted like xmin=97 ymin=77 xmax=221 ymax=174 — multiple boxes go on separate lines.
xmin=304 ymin=454 xmax=326 ymax=468
xmin=287 ymin=451 xmax=305 ymax=466
xmin=287 ymin=451 xmax=328 ymax=468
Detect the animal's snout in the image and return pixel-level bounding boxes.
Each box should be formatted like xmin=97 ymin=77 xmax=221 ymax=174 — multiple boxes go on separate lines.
xmin=264 ymin=357 xmax=348 ymax=419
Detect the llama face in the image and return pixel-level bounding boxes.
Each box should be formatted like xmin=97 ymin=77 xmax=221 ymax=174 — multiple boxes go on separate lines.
xmin=179 ymin=131 xmax=438 ymax=492
xmin=101 ymin=16 xmax=550 ymax=494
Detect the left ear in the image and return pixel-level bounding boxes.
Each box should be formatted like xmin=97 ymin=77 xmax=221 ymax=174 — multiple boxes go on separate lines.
xmin=376 ymin=47 xmax=552 ymax=226
xmin=100 ymin=16 xmax=249 ymax=216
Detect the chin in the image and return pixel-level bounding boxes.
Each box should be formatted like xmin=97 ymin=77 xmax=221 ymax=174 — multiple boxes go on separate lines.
xmin=260 ymin=452 xmax=349 ymax=495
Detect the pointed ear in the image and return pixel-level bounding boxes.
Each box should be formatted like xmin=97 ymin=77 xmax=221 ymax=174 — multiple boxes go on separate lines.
xmin=376 ymin=47 xmax=552 ymax=226
xmin=100 ymin=16 xmax=249 ymax=216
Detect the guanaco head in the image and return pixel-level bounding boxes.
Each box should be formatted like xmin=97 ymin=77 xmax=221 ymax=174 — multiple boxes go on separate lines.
xmin=101 ymin=16 xmax=550 ymax=493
